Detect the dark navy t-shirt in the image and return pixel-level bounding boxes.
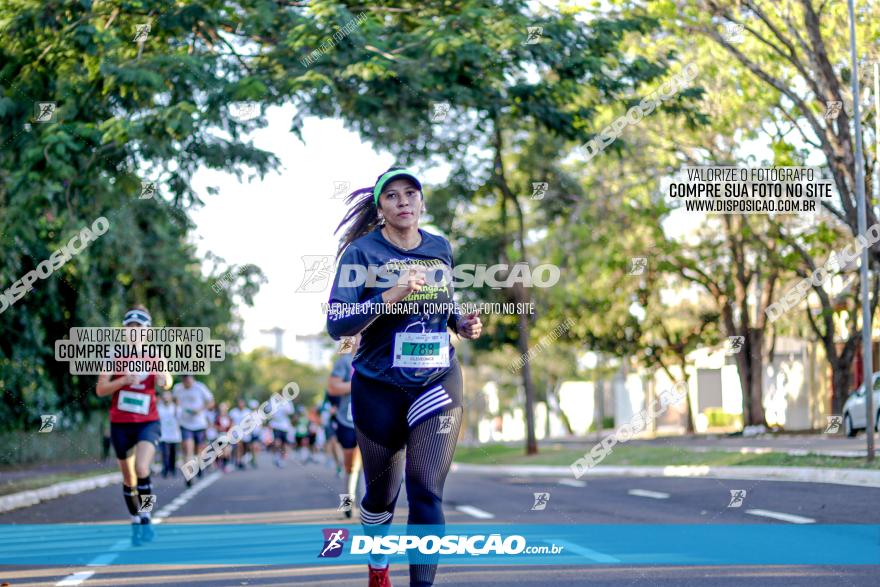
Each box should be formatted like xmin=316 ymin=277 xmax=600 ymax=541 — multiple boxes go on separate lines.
xmin=326 ymin=228 xmax=460 ymax=390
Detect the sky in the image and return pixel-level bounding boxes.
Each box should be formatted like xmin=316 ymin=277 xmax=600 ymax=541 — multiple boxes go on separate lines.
xmin=188 ymin=104 xmax=449 ymax=356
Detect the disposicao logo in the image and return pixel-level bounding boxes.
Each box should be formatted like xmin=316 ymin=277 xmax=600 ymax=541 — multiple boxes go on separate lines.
xmin=319 ymin=528 xmax=349 ymax=558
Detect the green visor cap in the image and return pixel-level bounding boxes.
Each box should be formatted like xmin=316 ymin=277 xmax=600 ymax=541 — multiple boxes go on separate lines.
xmin=373 ymin=169 xmax=423 ymax=205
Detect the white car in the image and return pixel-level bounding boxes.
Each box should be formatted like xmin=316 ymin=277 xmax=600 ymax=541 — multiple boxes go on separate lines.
xmin=842 ymin=373 xmax=880 ymax=437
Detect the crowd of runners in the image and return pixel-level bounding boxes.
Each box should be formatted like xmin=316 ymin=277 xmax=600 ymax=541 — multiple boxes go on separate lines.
xmin=97 ymin=167 xmax=482 ymax=586
xmin=97 ymin=307 xmax=369 ymax=545
xmin=156 ymin=376 xmax=344 ymax=479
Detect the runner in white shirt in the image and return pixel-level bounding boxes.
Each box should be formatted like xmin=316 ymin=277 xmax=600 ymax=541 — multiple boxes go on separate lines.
xmin=204 ymin=408 xmax=218 ymax=443
xmin=172 ymin=375 xmax=215 ymax=486
xmin=157 ymin=392 xmax=182 ymax=478
xmin=269 ymin=399 xmax=293 ymax=468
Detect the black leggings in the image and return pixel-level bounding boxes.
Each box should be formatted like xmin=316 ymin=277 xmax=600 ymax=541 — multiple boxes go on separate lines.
xmin=351 ymin=361 xmax=463 ymax=587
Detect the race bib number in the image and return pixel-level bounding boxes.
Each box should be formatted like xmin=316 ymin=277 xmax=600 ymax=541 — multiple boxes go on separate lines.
xmin=393 ymin=332 xmax=449 ymax=368
xmin=117 ymin=390 xmax=151 ymax=415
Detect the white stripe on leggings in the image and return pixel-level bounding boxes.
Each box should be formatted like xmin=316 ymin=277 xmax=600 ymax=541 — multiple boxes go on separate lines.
xmin=361 ymin=509 xmax=392 ymax=525
xmin=407 ymin=386 xmax=445 ymax=418
xmin=408 ymin=397 xmax=453 ymax=426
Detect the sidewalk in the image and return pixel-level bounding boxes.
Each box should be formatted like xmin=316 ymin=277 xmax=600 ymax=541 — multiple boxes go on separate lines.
xmin=463 ymin=432 xmax=874 ymax=458
xmin=451 ymin=462 xmax=880 ymax=489
xmin=0 ymin=458 xmax=119 ymax=497
xmin=1 ymin=457 xmax=117 ymax=483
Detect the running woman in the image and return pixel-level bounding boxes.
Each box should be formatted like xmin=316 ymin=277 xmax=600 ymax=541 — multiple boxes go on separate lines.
xmin=96 ymin=305 xmax=172 ymax=546
xmin=229 ymin=397 xmax=251 ymax=470
xmin=215 ymin=402 xmax=233 ymax=472
xmin=173 ymin=374 xmax=215 ymax=486
xmin=293 ymin=407 xmax=312 ymax=464
xmin=320 ymin=392 xmax=344 ymax=477
xmin=157 ymin=391 xmax=182 ymax=478
xmin=327 ymin=333 xmax=363 ymax=519
xmin=248 ymin=399 xmax=262 ymax=468
xmin=326 ymin=167 xmax=482 ymax=587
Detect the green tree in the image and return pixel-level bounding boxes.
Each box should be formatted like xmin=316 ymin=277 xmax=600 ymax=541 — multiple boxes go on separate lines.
xmin=651 ymin=0 xmax=880 ymax=418
xmin=0 ymin=0 xmax=284 ymax=430
xmin=276 ymin=1 xmax=675 ymax=453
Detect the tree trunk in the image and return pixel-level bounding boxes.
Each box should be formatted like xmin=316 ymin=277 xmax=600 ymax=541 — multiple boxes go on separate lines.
xmin=677 ymin=355 xmax=696 ymax=434
xmin=517 ymin=310 xmax=538 ymax=454
xmin=830 ymin=359 xmax=853 ymax=417
xmin=734 ymin=342 xmax=751 ymax=425
xmin=492 ymin=119 xmax=537 ymax=455
xmin=734 ymin=327 xmax=767 ymax=427
xmin=684 ymin=384 xmax=696 ymax=434
xmin=747 ymin=327 xmax=767 ymax=426
xmin=545 ymin=377 xmax=555 ymax=439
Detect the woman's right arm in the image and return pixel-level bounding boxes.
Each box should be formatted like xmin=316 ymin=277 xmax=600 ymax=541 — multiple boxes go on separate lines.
xmin=326 ymin=246 xmax=426 ymax=340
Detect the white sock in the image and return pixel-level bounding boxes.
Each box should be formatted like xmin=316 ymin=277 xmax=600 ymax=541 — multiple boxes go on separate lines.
xmin=356 ymin=469 xmax=365 ymax=503
xmin=131 ymin=515 xmax=141 ymax=524
xmin=345 ymin=470 xmax=359 ymax=498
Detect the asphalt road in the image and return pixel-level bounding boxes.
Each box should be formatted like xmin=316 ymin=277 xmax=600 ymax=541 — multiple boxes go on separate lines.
xmin=2 ymin=451 xmax=879 ymax=586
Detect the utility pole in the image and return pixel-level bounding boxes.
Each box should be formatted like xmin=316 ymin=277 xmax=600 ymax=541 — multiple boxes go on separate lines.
xmin=595 ymin=378 xmax=604 ymax=443
xmin=847 ymin=0 xmax=874 ymax=460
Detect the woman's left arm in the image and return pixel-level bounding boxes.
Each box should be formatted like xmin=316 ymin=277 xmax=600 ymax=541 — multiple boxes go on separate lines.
xmin=444 ymin=240 xmax=481 ymax=339
xmin=445 ymin=240 xmax=464 ymax=333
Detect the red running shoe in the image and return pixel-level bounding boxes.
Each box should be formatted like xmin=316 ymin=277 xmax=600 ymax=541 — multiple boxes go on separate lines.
xmin=368 ymin=565 xmax=392 ymax=587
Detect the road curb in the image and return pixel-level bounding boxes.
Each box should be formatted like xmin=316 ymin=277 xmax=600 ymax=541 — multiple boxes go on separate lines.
xmin=450 ymin=463 xmax=880 ymax=488
xmin=0 ymin=472 xmax=121 ymax=514
xmin=687 ymin=446 xmax=867 ymax=458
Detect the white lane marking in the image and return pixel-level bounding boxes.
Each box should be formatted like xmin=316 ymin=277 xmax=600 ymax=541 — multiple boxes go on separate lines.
xmin=745 ymin=509 xmax=815 ymax=524
xmin=628 ymin=489 xmax=670 ymax=499
xmin=558 ymin=479 xmax=587 ymax=488
xmin=153 ymin=471 xmax=222 ymax=522
xmin=107 ymin=539 xmax=129 ymax=552
xmin=55 ymin=472 xmax=222 ymax=585
xmin=456 ymin=505 xmax=495 ymax=519
xmin=87 ymin=553 xmax=118 ymax=566
xmin=56 ymin=571 xmax=95 ymax=586
xmin=544 ymin=539 xmax=620 ymax=563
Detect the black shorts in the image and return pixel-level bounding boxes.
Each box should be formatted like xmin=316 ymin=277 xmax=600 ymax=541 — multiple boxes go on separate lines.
xmin=180 ymin=427 xmax=207 ymax=445
xmin=351 ymin=357 xmax=462 ymax=448
xmin=272 ymin=428 xmax=287 ymax=444
xmin=335 ymin=424 xmax=357 ymax=449
xmin=110 ymin=421 xmax=161 ymax=459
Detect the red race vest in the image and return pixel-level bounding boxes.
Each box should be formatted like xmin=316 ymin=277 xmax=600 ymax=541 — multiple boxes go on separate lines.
xmin=109 ymin=373 xmax=159 ymax=423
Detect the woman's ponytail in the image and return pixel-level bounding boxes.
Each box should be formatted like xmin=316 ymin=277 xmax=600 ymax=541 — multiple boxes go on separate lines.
xmin=334 ymin=166 xmax=409 ymax=258
xmin=334 ymin=187 xmax=381 ymax=259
